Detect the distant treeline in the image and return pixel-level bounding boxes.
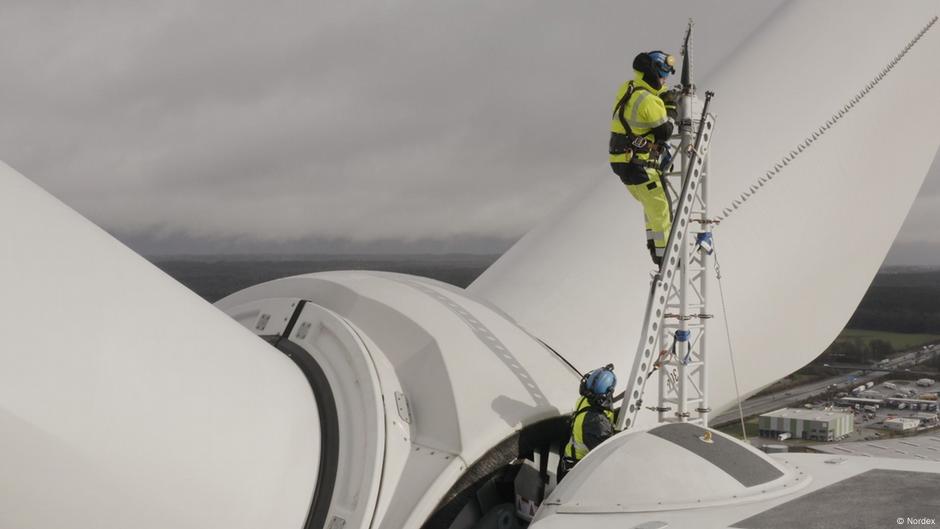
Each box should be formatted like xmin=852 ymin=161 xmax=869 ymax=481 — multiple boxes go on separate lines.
xmin=818 ymin=338 xmax=894 ymax=365
xmin=151 ymin=254 xmax=499 ymax=303
xmin=808 ymin=269 xmax=940 ymax=367
xmin=151 ymin=258 xmax=940 ymax=338
xmin=848 ymin=270 xmax=940 ymax=334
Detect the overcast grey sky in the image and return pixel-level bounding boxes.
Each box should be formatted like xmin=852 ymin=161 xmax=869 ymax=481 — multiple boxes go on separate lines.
xmin=1 ymin=1 xmax=936 ymax=263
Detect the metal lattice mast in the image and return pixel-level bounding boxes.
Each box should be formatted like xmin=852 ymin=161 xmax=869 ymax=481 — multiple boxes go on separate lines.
xmin=658 ymin=110 xmax=712 ymax=425
xmin=615 ymin=21 xmax=716 ymax=431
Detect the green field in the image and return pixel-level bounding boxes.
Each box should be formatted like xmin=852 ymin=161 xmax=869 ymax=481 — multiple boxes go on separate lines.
xmin=838 ymin=329 xmax=940 ymax=350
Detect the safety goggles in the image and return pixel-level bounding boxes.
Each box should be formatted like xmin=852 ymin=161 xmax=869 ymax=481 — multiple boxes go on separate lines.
xmin=656 ymin=57 xmax=676 ymax=77
xmin=650 ymin=52 xmax=676 ymax=77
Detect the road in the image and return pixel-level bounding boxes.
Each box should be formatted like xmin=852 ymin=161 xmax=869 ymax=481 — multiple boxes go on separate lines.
xmin=711 ymin=346 xmax=939 ymax=426
xmin=711 ymin=371 xmax=874 ymax=426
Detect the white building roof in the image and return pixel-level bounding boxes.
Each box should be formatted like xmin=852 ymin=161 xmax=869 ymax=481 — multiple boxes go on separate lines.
xmin=885 ymin=418 xmax=922 ymax=426
xmin=761 ymin=408 xmax=853 ymax=422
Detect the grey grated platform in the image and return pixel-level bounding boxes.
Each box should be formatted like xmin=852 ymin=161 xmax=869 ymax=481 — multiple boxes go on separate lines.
xmin=649 ymin=423 xmax=784 ymax=487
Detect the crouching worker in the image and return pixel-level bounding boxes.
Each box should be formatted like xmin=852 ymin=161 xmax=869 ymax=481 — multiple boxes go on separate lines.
xmin=562 ymin=364 xmax=616 ymax=474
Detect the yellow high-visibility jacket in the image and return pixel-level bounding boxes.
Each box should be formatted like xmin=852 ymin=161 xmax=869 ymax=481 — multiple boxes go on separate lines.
xmin=609 ymin=71 xmax=669 ymax=164
xmin=565 ymin=396 xmax=615 ymax=462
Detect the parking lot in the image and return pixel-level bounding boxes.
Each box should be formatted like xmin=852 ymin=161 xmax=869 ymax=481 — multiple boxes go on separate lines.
xmin=804 ymin=378 xmax=939 ymax=443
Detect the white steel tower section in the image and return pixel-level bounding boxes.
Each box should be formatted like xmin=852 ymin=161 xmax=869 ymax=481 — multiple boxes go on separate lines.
xmin=616 ymin=24 xmax=716 ymax=430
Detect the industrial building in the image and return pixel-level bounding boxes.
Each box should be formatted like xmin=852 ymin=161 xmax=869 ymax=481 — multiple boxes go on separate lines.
xmin=912 ymin=412 xmax=939 ymax=426
xmin=884 ymin=418 xmax=921 ymax=432
xmin=758 ymin=408 xmax=854 ymax=441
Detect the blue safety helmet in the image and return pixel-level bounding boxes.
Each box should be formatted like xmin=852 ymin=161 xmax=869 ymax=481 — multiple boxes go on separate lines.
xmin=584 ymin=365 xmax=617 ymax=397
xmin=648 ymin=50 xmax=676 ymax=77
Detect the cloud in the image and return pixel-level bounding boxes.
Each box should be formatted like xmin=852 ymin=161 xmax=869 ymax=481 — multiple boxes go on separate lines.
xmin=17 ymin=0 xmax=939 ymax=262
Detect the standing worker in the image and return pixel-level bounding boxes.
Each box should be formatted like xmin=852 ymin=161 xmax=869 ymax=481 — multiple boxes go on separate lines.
xmin=610 ymin=51 xmax=679 ymax=266
xmin=563 ymin=364 xmax=617 ymax=472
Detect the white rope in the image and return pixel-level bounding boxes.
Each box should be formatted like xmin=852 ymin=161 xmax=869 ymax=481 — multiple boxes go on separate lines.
xmin=712 ymin=239 xmax=748 ymax=441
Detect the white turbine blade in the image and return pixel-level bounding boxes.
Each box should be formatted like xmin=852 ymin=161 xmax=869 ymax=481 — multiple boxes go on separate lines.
xmin=0 ymin=163 xmax=320 ymax=529
xmin=470 ymin=1 xmax=940 ymax=423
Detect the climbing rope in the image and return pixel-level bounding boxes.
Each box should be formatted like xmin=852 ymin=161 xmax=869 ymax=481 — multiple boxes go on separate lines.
xmin=712 ymin=238 xmax=749 ymax=441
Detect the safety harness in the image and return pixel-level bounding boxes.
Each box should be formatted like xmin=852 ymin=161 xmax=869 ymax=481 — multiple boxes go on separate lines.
xmin=609 ymin=81 xmax=660 ymax=168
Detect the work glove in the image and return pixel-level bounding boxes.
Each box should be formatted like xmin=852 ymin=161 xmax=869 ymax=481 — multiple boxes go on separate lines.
xmin=661 ymin=88 xmax=681 ymax=120
xmin=659 ymin=143 xmax=674 ymax=172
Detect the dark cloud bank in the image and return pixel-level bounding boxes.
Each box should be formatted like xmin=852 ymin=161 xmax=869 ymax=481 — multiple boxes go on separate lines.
xmin=1 ymin=1 xmax=937 ymax=263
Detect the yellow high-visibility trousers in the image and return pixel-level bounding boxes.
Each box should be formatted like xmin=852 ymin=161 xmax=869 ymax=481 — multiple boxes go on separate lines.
xmin=626 ymin=174 xmax=672 ymax=262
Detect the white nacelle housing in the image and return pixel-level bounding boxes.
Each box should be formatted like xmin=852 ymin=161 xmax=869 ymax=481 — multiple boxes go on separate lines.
xmin=216 ymin=271 xmax=580 ymax=529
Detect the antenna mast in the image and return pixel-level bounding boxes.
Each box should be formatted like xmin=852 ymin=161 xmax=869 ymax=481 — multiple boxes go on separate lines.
xmin=681 ymin=19 xmax=694 ymax=94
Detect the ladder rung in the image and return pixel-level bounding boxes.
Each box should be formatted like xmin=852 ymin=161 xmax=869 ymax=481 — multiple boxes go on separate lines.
xmin=662 ymin=397 xmax=705 ymax=405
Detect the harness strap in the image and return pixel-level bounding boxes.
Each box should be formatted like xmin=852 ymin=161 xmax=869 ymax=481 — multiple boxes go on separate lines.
xmin=612 ymin=81 xmax=639 ymax=135
xmin=630 ymin=159 xmax=661 ymax=169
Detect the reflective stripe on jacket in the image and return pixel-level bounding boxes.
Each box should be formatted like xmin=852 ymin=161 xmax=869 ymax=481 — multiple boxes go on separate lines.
xmin=565 ymin=396 xmax=615 ymax=462
xmin=609 ymin=71 xmax=669 ymax=164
